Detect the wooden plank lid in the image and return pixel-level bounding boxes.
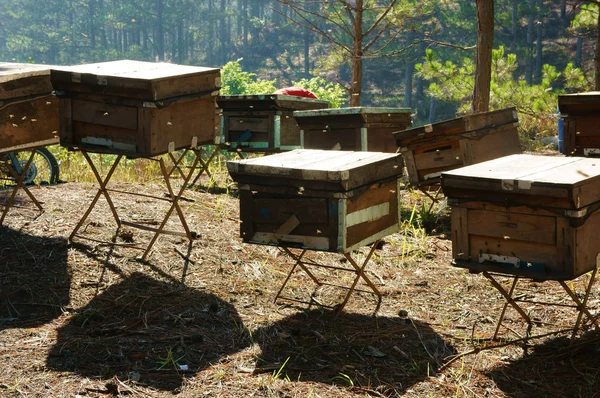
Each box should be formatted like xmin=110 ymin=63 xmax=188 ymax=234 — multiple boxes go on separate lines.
xmin=294 ymin=106 xmax=411 ymax=119
xmin=50 ymin=60 xmax=220 ymax=101
xmin=394 ymin=107 xmax=518 ymax=148
xmin=558 ymin=91 xmax=600 ymax=114
xmin=227 ymin=149 xmax=404 ymax=191
xmin=217 ymin=94 xmax=329 ymax=111
xmin=0 ymin=63 xmax=56 ymax=100
xmin=441 ymin=154 xmax=600 ymax=210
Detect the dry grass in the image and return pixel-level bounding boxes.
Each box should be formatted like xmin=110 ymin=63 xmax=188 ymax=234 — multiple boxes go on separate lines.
xmin=1 ymin=152 xmax=600 ymax=397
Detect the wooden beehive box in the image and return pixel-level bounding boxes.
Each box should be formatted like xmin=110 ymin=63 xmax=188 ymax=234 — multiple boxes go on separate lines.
xmin=227 ymin=149 xmax=404 ymax=253
xmin=50 ymin=60 xmax=220 ymax=157
xmin=394 ymin=107 xmax=521 ymax=186
xmin=0 ymin=63 xmax=59 ymax=154
xmin=442 ymin=154 xmax=600 ymax=280
xmin=216 ymin=94 xmax=329 ymax=152
xmin=558 ymin=92 xmax=600 ymax=156
xmin=293 ymin=107 xmax=412 ymax=153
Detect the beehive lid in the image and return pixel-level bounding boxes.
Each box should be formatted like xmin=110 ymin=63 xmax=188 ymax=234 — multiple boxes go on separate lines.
xmin=0 ymin=63 xmax=55 ymax=101
xmin=294 ymin=106 xmax=411 ymax=120
xmin=50 ymin=60 xmax=220 ymax=101
xmin=558 ymin=91 xmax=600 ymax=114
xmin=441 ymin=154 xmax=600 ymax=210
xmin=217 ymin=94 xmax=329 ymax=111
xmin=227 ymin=149 xmax=404 ymax=191
xmin=394 ymin=107 xmax=518 ymax=148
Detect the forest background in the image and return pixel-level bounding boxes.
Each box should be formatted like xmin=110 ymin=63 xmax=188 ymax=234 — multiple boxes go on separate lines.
xmin=1 ymin=0 xmax=599 ymax=147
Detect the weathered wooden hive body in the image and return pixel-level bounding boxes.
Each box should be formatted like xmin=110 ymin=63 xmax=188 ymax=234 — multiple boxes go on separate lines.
xmin=216 ymin=94 xmax=328 ymax=152
xmin=228 ymin=149 xmax=404 ymax=253
xmin=558 ymin=91 xmax=600 ymax=156
xmin=394 ymin=107 xmax=521 ymax=186
xmin=442 ymin=154 xmax=600 ymax=280
xmin=51 ymin=60 xmax=220 ymax=157
xmin=293 ymin=107 xmax=412 ymax=153
xmin=0 ymin=63 xmax=59 ymax=154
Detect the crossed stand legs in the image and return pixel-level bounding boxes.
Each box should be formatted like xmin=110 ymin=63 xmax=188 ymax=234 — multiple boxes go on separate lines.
xmin=483 ymin=267 xmax=600 ymax=341
xmin=0 ymin=151 xmax=44 ymax=225
xmin=274 ymin=241 xmax=382 ymax=313
xmin=69 ymin=150 xmax=199 ymax=260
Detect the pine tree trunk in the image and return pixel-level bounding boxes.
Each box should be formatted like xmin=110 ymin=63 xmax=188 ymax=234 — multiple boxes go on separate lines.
xmin=534 ymin=0 xmax=543 ymax=84
xmin=89 ymin=0 xmax=96 ymax=48
xmin=596 ymin=9 xmax=600 ymax=90
xmin=525 ymin=0 xmax=535 ymax=85
xmin=350 ymin=0 xmax=364 ymax=107
xmin=472 ymin=0 xmax=494 ymax=114
xmin=157 ymin=0 xmax=164 ymax=61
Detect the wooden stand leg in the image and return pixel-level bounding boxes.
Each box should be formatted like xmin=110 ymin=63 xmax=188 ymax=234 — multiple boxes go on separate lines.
xmin=275 ymin=243 xmax=382 ymax=313
xmin=141 ymin=153 xmax=200 ymax=260
xmin=69 ymin=152 xmax=123 ymax=242
xmin=560 ymin=266 xmax=600 ymax=339
xmin=1 ymin=151 xmax=45 ymax=225
xmin=483 ymin=272 xmax=532 ymax=340
xmin=341 ymin=241 xmax=382 ymax=312
xmin=189 ymin=147 xmax=219 ymax=187
xmin=167 ymin=149 xmax=190 ymax=180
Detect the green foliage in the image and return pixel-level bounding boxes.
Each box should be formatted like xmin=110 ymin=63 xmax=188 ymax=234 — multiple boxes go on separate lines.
xmin=416 ymin=46 xmax=589 ymax=149
xmin=291 ymin=77 xmax=347 ymax=108
xmin=571 ymin=3 xmax=598 ymax=30
xmin=220 ymin=59 xmax=277 ymax=95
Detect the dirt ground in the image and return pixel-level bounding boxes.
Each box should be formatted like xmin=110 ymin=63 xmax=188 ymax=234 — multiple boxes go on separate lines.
xmin=1 ymin=171 xmax=600 ymax=398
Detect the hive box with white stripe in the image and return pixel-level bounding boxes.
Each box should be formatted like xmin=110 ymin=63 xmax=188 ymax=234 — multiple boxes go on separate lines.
xmin=442 ymin=154 xmax=600 ymax=280
xmin=227 ymin=149 xmax=404 ymax=253
xmin=51 ymin=60 xmax=220 ymax=157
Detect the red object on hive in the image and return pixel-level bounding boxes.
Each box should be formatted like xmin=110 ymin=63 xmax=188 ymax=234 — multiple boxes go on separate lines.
xmin=273 ymin=86 xmax=318 ymax=99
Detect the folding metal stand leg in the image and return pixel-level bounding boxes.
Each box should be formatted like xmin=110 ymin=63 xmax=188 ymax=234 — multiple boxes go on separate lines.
xmin=274 ymin=241 xmax=382 ymax=312
xmin=69 ymin=150 xmax=200 ymax=261
xmin=0 ymin=151 xmax=44 ymax=225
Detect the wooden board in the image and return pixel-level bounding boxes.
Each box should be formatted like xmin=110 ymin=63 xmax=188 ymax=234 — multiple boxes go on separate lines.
xmin=394 ymin=107 xmax=518 ymax=148
xmin=51 ymin=60 xmax=220 ymax=101
xmin=0 ymin=63 xmax=59 ymax=153
xmin=295 ymin=107 xmax=412 ymax=153
xmin=450 ymin=200 xmax=600 ymax=280
xmin=60 ymin=95 xmax=218 ymax=157
xmin=227 ymin=149 xmax=404 ymax=191
xmin=559 ymin=91 xmax=600 ymax=114
xmin=0 ymin=63 xmax=57 ymax=101
xmin=441 ymin=154 xmax=600 ymax=210
xmin=217 ymin=94 xmax=328 ymax=111
xmin=238 ymin=179 xmax=401 ymax=253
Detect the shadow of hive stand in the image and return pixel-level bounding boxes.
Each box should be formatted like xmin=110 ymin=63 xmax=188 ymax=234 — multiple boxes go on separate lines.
xmin=294 ymin=107 xmax=412 ymax=153
xmin=52 ymin=60 xmax=220 ymax=260
xmin=393 ymin=107 xmax=521 ymax=203
xmin=0 ymin=63 xmax=59 ymax=225
xmin=558 ymin=92 xmax=600 ymax=156
xmin=228 ymin=149 xmax=404 ymax=312
xmin=442 ymin=154 xmax=600 ymax=341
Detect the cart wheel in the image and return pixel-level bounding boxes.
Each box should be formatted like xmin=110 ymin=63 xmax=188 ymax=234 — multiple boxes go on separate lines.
xmin=16 ymin=148 xmax=60 ymax=185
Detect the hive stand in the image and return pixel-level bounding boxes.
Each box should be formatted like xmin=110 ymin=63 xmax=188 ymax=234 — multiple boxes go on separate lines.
xmin=168 ymin=145 xmax=221 ymax=187
xmin=0 ymin=150 xmax=44 ymax=224
xmin=275 ymin=240 xmax=383 ymax=313
xmin=69 ymin=149 xmax=200 ymax=261
xmin=461 ymin=254 xmax=600 ymax=341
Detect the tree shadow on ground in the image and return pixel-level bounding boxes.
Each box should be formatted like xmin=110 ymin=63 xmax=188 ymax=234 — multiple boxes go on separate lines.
xmin=0 ymin=226 xmax=69 ymax=331
xmin=253 ymin=309 xmax=456 ymax=396
xmin=46 ymin=272 xmax=250 ymax=392
xmin=487 ymin=332 xmax=600 ymax=398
